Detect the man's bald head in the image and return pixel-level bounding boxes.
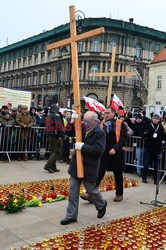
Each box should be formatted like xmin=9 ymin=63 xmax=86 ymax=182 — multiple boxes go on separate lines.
xmin=84 ymin=111 xmax=98 ymax=120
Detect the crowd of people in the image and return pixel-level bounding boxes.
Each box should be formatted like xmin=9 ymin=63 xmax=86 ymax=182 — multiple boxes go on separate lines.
xmin=0 ymin=102 xmax=166 ymax=223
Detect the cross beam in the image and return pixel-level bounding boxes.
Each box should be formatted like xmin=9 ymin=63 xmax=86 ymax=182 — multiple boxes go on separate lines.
xmin=89 ymin=46 xmax=136 ymax=106
xmin=47 ymin=5 xmax=105 ymax=178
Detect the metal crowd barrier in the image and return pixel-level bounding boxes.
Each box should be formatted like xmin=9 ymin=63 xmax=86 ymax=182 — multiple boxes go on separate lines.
xmin=0 ymin=125 xmax=49 ymax=162
xmin=125 ymin=136 xmax=166 ymax=174
xmin=0 ymin=127 xmax=166 ymax=177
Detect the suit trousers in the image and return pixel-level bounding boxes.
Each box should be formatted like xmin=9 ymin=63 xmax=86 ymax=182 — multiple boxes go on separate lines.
xmin=96 ymin=164 xmax=123 ymax=196
xmin=66 ymin=176 xmax=105 ymax=220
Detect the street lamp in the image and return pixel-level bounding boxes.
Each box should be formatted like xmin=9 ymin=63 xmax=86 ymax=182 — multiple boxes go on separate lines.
xmin=59 ymin=46 xmax=71 ymax=108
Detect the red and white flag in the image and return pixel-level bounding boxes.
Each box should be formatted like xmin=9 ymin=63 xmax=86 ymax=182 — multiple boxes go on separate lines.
xmin=83 ymin=96 xmax=106 ymax=113
xmin=111 ymin=94 xmax=123 ymax=111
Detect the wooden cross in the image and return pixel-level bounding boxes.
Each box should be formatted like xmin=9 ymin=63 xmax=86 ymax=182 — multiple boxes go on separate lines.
xmin=89 ymin=46 xmax=136 ymax=106
xmin=47 ymin=5 xmax=105 ymax=178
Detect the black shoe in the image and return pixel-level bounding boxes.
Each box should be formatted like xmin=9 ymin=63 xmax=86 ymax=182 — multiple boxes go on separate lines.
xmin=54 ymin=168 xmax=60 ymax=172
xmin=97 ymin=201 xmax=107 ymax=219
xmin=142 ymin=179 xmax=148 ymax=183
xmin=44 ymin=166 xmax=55 ymax=173
xmin=60 ymin=218 xmax=77 ymax=225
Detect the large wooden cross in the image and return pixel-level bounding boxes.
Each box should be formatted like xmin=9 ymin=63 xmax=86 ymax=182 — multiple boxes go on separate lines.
xmin=89 ymin=46 xmax=136 ymax=106
xmin=47 ymin=5 xmax=105 ymax=178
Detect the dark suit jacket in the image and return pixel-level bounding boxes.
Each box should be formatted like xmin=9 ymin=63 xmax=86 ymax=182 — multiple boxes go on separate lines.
xmin=101 ymin=119 xmax=127 ymax=171
xmin=68 ymin=124 xmax=106 ymax=182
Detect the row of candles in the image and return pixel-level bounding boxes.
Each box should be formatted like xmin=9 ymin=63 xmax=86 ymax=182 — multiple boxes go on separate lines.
xmin=10 ymin=207 xmax=166 ymax=250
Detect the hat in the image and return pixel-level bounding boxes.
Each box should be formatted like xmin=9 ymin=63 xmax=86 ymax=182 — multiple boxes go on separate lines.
xmin=136 ymin=114 xmax=143 ymax=120
xmin=50 ymin=104 xmax=59 ymax=113
xmin=12 ymin=107 xmax=17 ymax=111
xmin=152 ymin=114 xmax=160 ymax=119
xmin=21 ymin=105 xmax=28 ymax=109
xmin=1 ymin=105 xmax=8 ymax=109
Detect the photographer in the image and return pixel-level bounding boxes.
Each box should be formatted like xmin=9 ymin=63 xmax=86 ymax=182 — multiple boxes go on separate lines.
xmin=142 ymin=114 xmax=165 ymax=184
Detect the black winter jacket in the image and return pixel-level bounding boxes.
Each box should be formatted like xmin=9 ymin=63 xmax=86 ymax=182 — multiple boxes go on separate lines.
xmin=144 ymin=122 xmax=165 ymax=154
xmin=68 ymin=125 xmax=106 ymax=182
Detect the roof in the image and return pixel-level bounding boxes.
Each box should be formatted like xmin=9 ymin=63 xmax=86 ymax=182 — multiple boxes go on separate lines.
xmin=1 ymin=17 xmax=166 ymax=55
xmin=152 ymin=46 xmax=166 ymax=63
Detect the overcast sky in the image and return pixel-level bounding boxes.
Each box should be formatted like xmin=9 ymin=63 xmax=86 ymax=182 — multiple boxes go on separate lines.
xmin=1 ymin=0 xmax=166 ymax=48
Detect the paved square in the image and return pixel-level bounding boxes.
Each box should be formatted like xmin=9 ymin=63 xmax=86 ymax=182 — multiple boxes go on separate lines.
xmin=0 ymin=159 xmax=165 ymax=249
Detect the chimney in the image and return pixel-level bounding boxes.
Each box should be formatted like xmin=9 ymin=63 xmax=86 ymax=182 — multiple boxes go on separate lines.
xmin=129 ymin=18 xmax=134 ymax=23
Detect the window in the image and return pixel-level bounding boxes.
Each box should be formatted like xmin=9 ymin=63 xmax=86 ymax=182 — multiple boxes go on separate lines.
xmin=157 ymin=76 xmax=162 ymax=89
xmin=156 ymin=101 xmax=161 ymax=105
xmin=35 ymin=46 xmax=39 ymax=54
xmin=6 ymin=77 xmax=10 ymax=88
xmin=41 ymin=44 xmax=45 ymax=51
xmin=27 ymin=75 xmax=31 ymax=86
xmin=46 ymin=71 xmax=51 ymax=84
xmin=23 ymin=49 xmax=27 ymax=57
xmin=8 ymin=61 xmax=11 ymax=71
xmin=108 ymin=40 xmax=116 ymax=52
xmin=78 ymin=42 xmax=84 ymax=52
xmin=39 ymin=73 xmax=44 ymax=84
xmin=23 ymin=57 xmax=27 ymax=67
xmin=18 ymin=51 xmax=22 ymax=58
xmin=13 ymin=60 xmax=16 ymax=70
xmin=78 ymin=67 xmax=81 ymax=79
xmin=28 ymin=56 xmax=32 ymax=66
xmin=3 ymin=78 xmax=6 ymax=86
xmin=56 ymin=67 xmax=62 ymax=83
xmin=22 ymin=75 xmax=26 ymax=86
xmin=41 ymin=53 xmax=45 ymax=63
xmin=16 ymin=75 xmax=21 ymax=87
xmin=90 ymin=65 xmax=98 ymax=81
xmin=4 ymin=63 xmax=6 ymax=71
xmin=34 ymin=55 xmax=38 ymax=64
xmin=47 ymin=51 xmax=52 ymax=62
xmin=33 ymin=74 xmax=37 ymax=85
xmin=135 ymin=44 xmax=142 ymax=58
xmin=91 ymin=40 xmax=100 ymax=52
xmin=155 ymin=44 xmax=160 ymax=51
xmin=18 ymin=59 xmax=21 ymax=68
xmin=11 ymin=77 xmax=15 ymax=87
xmin=29 ymin=47 xmax=33 ymax=55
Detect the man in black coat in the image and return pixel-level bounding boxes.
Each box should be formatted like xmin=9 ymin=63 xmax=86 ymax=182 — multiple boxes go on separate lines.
xmin=60 ymin=111 xmax=107 ymax=225
xmin=97 ymin=107 xmax=127 ymax=202
xmin=142 ymin=114 xmax=165 ymax=184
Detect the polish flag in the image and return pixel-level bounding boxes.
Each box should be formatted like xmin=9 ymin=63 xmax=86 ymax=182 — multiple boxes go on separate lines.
xmin=111 ymin=94 xmax=123 ymax=111
xmin=83 ymin=96 xmax=106 ymax=113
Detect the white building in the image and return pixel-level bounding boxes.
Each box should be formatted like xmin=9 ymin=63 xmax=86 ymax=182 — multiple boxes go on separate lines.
xmin=147 ymin=46 xmax=166 ymax=106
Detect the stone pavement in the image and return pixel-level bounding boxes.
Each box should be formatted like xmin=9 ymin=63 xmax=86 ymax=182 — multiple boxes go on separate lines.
xmin=0 ymin=159 xmax=165 ymax=250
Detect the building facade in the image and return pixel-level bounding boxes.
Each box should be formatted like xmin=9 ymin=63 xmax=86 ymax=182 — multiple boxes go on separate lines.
xmin=147 ymin=46 xmax=166 ymax=106
xmin=0 ymin=17 xmax=166 ymax=110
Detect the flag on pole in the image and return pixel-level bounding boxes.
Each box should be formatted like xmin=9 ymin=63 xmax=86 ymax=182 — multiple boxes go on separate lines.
xmin=83 ymin=96 xmax=106 ymax=113
xmin=111 ymin=94 xmax=123 ymax=111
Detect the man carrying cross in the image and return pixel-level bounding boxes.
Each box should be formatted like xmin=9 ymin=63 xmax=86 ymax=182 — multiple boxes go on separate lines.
xmin=61 ymin=111 xmax=107 ymax=225
xmin=47 ymin=5 xmax=107 ymax=224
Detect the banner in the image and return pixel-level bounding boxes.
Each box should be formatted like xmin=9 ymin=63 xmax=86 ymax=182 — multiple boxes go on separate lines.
xmin=0 ymin=87 xmax=31 ymax=108
xmin=83 ymin=96 xmax=106 ymax=113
